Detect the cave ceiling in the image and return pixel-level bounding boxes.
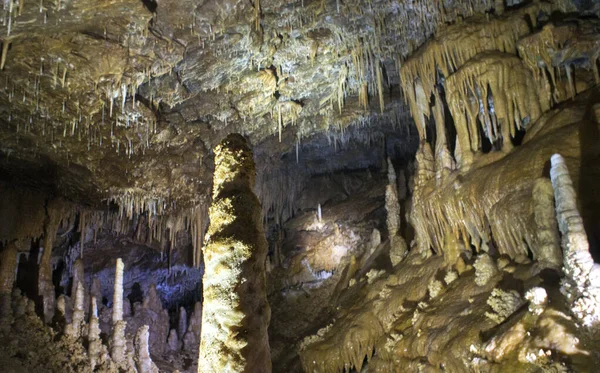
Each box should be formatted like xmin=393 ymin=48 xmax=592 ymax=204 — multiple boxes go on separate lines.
xmin=0 ymin=0 xmax=590 ymax=212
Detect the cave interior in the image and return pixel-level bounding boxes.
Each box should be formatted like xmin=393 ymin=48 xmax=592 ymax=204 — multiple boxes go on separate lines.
xmin=1 ymin=0 xmax=600 ymax=372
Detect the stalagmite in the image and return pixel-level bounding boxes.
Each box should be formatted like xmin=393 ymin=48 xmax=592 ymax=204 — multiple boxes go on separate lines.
xmin=386 ymin=158 xmax=407 ymax=265
xmin=550 ymin=154 xmax=600 ymax=327
xmin=39 ymin=201 xmax=61 ymax=323
xmin=199 ymin=134 xmax=271 ymax=373
xmin=167 ymin=329 xmax=179 ymax=352
xmin=112 ymin=258 xmax=124 ymax=323
xmin=64 ymin=281 xmax=85 ymax=338
xmin=88 ymin=297 xmax=103 ymax=371
xmin=0 ymin=240 xmax=18 ymax=323
xmin=410 ymin=143 xmax=435 ymax=255
xmin=532 ymin=178 xmax=562 ymax=269
xmin=135 ymin=325 xmax=159 ymax=373
xmin=183 ymin=301 xmax=202 ymax=352
xmin=110 ymin=258 xmax=128 ymax=367
xmin=177 ymin=306 xmax=187 ymax=340
xmin=71 ymin=258 xmax=86 ymax=314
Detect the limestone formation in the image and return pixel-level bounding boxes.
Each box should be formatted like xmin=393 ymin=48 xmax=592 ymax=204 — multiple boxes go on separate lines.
xmin=0 ymin=1 xmax=599 ymax=373
xmin=177 ymin=306 xmax=187 ymax=342
xmin=474 ymin=254 xmax=499 ymax=287
xmin=112 ymin=258 xmax=125 ymax=323
xmin=183 ymin=302 xmax=202 ymax=353
xmin=532 ymin=178 xmax=562 ymax=269
xmin=199 ymin=134 xmax=271 ymax=373
xmin=88 ymin=297 xmax=103 ymax=371
xmin=110 ymin=258 xmax=128 ymax=367
xmin=550 ymin=154 xmax=600 ymax=328
xmin=386 ymin=158 xmax=407 ymax=265
xmin=135 ymin=325 xmax=159 ymax=373
xmin=64 ymin=281 xmax=85 ymax=339
xmin=39 ymin=201 xmax=62 ymax=323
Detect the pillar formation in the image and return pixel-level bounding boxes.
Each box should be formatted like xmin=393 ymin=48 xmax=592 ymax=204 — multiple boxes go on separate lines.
xmin=199 ymin=134 xmax=271 ymax=373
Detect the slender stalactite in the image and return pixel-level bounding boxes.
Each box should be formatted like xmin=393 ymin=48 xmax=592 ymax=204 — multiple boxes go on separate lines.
xmin=199 ymin=134 xmax=271 ymax=373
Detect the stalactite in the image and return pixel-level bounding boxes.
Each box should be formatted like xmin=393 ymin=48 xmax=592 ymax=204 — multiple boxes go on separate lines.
xmin=0 ymin=39 xmax=10 ymax=70
xmin=199 ymin=134 xmax=271 ymax=373
xmin=445 ymin=52 xmax=551 ymax=167
xmin=39 ymin=199 xmax=62 ymax=323
xmin=375 ymin=61 xmax=384 ymax=114
xmin=432 ymin=90 xmax=455 ymax=182
xmin=400 ymin=2 xmax=553 ymax=154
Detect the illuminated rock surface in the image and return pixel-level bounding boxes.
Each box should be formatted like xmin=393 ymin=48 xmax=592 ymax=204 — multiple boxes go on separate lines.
xmin=0 ymin=0 xmax=599 ymax=372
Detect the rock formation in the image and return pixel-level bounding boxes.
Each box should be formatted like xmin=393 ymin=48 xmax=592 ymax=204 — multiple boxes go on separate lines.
xmin=110 ymin=258 xmax=128 ymax=368
xmin=199 ymin=134 xmax=271 ymax=373
xmin=0 ymin=0 xmax=599 ymax=372
xmin=135 ymin=325 xmax=159 ymax=373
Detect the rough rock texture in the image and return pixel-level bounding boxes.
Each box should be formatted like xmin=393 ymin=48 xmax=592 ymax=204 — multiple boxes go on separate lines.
xmin=0 ymin=1 xmax=599 ymax=373
xmin=135 ymin=325 xmax=159 ymax=373
xmin=199 ymin=134 xmax=271 ymax=373
xmin=550 ymin=153 xmax=600 ymax=329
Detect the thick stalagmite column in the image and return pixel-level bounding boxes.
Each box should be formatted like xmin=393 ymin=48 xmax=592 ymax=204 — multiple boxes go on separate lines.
xmin=0 ymin=240 xmax=18 ymax=322
xmin=550 ymin=154 xmax=600 ymax=327
xmin=199 ymin=134 xmax=271 ymax=373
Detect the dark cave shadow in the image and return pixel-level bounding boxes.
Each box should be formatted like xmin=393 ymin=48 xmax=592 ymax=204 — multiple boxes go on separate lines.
xmin=578 ymin=101 xmax=600 ymax=261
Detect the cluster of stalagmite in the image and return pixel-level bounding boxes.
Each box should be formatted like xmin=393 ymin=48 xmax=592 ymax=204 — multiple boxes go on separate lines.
xmin=199 ymin=134 xmax=271 ymax=373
